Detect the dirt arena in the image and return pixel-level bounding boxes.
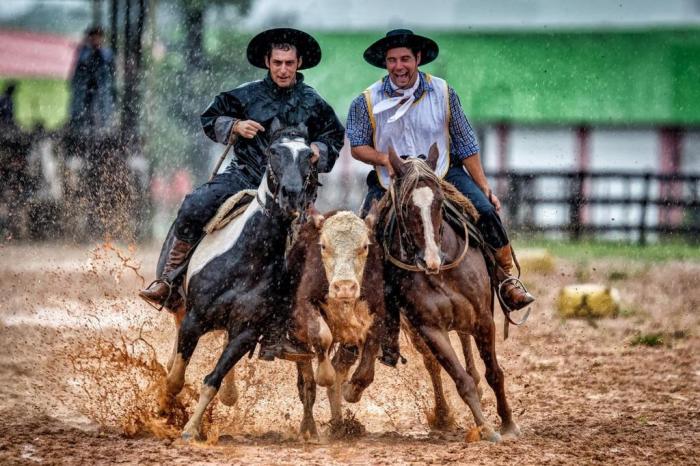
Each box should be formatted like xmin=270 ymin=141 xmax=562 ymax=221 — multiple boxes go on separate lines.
xmin=0 ymin=242 xmax=698 ymax=465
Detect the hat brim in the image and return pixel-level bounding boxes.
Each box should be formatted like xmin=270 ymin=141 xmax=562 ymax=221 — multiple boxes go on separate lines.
xmin=363 ymin=33 xmax=439 ymax=68
xmin=247 ymin=28 xmax=321 ymax=70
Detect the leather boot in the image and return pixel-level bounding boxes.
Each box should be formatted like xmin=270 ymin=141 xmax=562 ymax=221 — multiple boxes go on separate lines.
xmin=494 ymin=244 xmax=535 ymax=311
xmin=138 ymin=238 xmax=193 ymax=308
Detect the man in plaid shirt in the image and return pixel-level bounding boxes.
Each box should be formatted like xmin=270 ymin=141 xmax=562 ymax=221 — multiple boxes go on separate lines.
xmin=347 ymin=30 xmax=534 ymax=367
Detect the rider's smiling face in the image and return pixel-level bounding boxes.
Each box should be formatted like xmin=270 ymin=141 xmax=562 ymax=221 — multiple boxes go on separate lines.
xmin=385 ymin=47 xmax=421 ymax=89
xmin=265 ymin=47 xmax=302 ymax=88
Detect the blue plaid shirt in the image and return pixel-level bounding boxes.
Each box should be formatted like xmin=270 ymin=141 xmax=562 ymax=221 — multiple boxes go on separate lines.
xmin=346 ymin=72 xmax=480 ymax=164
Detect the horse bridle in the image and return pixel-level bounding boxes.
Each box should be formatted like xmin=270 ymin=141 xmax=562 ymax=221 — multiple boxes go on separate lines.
xmin=258 ymin=137 xmax=318 ymax=218
xmin=383 ymin=180 xmax=470 ymax=273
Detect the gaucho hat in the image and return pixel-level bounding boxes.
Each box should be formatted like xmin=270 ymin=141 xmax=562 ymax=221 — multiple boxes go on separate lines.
xmin=363 ymin=29 xmax=439 ymax=68
xmin=246 ymin=28 xmax=322 ymax=70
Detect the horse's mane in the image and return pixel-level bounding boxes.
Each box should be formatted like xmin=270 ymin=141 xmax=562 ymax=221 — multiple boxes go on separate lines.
xmin=269 ymin=125 xmax=309 ymax=143
xmin=393 ymin=158 xmax=479 ymax=221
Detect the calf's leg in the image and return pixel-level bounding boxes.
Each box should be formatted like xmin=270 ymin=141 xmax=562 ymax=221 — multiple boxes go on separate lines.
xmin=296 ymin=360 xmax=318 ymax=439
xmin=310 ymin=312 xmax=335 ymax=387
xmin=217 ymin=330 xmax=238 ymax=406
xmin=327 ymin=345 xmax=357 ymax=423
xmin=344 ymin=323 xmax=380 ymax=403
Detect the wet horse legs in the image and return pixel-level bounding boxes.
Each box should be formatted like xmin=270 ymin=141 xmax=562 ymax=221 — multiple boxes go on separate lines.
xmin=166 ymin=306 xmax=186 ymax=372
xmin=458 ymin=332 xmax=483 ymax=400
xmin=181 ymin=327 xmax=258 ymax=440
xmin=472 ymin=322 xmax=521 ymax=438
xmin=417 ymin=324 xmax=501 ymax=442
xmin=405 ymin=324 xmax=455 ymax=430
xmin=159 ymin=311 xmax=206 ymax=415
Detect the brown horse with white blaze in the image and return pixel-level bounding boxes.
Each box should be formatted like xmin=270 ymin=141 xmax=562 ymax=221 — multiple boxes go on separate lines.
xmin=382 ymin=144 xmax=520 ymax=442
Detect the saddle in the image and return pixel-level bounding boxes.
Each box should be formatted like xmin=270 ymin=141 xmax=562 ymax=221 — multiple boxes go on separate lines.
xmin=158 ymin=190 xmax=257 ymax=311
xmin=204 ymin=189 xmax=257 ymax=234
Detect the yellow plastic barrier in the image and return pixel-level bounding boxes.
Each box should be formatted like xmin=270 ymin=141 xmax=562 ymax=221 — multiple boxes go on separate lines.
xmin=516 ymin=248 xmax=556 ymax=274
xmin=557 ymin=283 xmax=620 ymax=318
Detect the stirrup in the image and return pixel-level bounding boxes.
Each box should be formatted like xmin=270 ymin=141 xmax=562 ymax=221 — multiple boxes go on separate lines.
xmin=140 ymin=278 xmax=173 ymax=312
xmin=497 ymin=277 xmax=532 ymax=326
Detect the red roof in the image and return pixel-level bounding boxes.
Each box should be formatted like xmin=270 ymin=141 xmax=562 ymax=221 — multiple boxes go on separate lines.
xmin=0 ymin=29 xmax=78 ymax=79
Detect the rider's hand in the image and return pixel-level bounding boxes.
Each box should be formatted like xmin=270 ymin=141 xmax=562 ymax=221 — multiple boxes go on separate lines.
xmin=310 ymin=143 xmax=320 ymax=164
xmin=380 ymin=152 xmax=396 ymax=178
xmin=233 ymin=120 xmax=265 ymax=139
xmin=487 ymin=189 xmax=502 ymax=213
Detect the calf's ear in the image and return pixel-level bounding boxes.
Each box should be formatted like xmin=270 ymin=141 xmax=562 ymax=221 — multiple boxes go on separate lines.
xmin=306 ymin=205 xmax=325 ymax=229
xmin=312 ymin=213 xmax=325 ymax=230
xmin=364 ymin=199 xmax=380 ymax=232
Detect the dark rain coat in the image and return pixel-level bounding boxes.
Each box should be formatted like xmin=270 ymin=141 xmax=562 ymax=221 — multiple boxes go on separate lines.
xmin=68 ymin=44 xmax=117 ymax=132
xmin=200 ymin=72 xmax=345 ymax=185
xmin=173 ymin=73 xmax=345 ymax=243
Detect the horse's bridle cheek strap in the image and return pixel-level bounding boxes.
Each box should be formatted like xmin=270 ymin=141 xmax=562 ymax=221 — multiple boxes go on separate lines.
xmin=263 ymin=158 xmax=316 ymax=216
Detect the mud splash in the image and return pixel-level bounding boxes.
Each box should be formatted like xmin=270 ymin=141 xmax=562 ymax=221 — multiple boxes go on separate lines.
xmin=58 ymin=330 xmax=201 ymax=439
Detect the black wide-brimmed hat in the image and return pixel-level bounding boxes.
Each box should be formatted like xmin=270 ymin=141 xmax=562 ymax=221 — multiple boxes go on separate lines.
xmin=246 ymin=28 xmax=321 ymax=70
xmin=363 ymin=29 xmax=439 ymax=68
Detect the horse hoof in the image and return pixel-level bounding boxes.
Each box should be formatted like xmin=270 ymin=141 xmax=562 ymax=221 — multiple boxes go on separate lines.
xmin=342 ymin=383 xmax=363 ymax=403
xmin=500 ymin=421 xmax=521 ymax=439
xmin=181 ymin=425 xmax=200 ymax=442
xmin=481 ymin=427 xmax=502 ymax=443
xmin=427 ymin=411 xmax=456 ymax=432
xmin=219 ymin=384 xmax=239 ymax=406
xmin=157 ymin=394 xmax=174 ymax=417
xmin=300 ymin=422 xmax=319 ymax=442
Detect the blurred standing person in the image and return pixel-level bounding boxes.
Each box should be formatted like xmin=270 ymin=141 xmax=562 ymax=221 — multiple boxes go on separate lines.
xmin=65 ymin=26 xmax=119 ymax=239
xmin=0 ymin=81 xmax=18 ymax=129
xmin=68 ymin=26 xmax=116 ymax=134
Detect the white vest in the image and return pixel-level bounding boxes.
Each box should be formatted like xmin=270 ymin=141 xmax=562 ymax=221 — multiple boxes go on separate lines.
xmin=364 ymin=73 xmax=451 ymax=188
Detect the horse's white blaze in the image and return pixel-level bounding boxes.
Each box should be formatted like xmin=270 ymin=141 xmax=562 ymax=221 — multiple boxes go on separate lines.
xmin=185 ymin=179 xmax=269 ymax=288
xmin=280 ymin=138 xmax=309 ymax=161
xmin=412 ymin=186 xmax=441 ymax=268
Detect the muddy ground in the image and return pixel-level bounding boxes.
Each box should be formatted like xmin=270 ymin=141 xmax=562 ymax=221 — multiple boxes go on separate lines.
xmin=0 ymin=242 xmax=698 ymax=465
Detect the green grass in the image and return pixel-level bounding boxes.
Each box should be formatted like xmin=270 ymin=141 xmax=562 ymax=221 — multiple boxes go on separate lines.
xmin=0 ymin=78 xmax=69 ymax=130
xmin=516 ymin=238 xmax=700 ymax=262
xmin=630 ymin=333 xmax=665 ymax=347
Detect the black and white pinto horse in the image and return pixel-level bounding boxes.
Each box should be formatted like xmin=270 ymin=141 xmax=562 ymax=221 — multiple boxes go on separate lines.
xmin=158 ymin=120 xmax=318 ymax=440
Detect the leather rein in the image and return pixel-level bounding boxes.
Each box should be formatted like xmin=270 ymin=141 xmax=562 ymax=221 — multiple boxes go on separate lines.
xmin=382 ymin=181 xmax=470 ymax=273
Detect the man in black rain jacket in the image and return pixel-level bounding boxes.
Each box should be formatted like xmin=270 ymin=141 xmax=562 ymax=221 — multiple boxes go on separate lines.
xmin=139 ymin=28 xmax=345 ymax=360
